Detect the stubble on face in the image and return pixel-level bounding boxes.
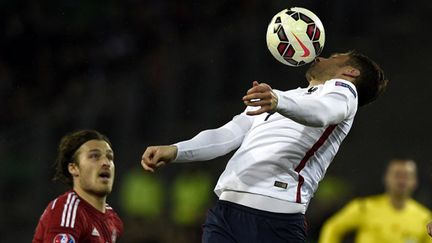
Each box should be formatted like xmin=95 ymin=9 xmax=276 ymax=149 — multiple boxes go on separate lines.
xmin=74 ymin=140 xmax=115 ymax=198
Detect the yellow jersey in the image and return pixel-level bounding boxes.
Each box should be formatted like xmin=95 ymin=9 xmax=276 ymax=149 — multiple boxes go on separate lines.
xmin=319 ymin=194 xmax=432 ymax=243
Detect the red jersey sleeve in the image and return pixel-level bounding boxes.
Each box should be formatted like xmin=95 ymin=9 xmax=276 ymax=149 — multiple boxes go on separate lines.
xmin=33 ymin=192 xmax=87 ymax=243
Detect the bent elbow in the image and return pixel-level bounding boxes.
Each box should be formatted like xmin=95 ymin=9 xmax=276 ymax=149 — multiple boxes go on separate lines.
xmin=310 ymin=108 xmax=346 ymax=127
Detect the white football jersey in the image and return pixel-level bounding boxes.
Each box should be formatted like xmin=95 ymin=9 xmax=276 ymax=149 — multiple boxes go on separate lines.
xmin=174 ymin=79 xmax=358 ymax=213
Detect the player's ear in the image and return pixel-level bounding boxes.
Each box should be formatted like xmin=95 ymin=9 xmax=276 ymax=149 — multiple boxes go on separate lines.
xmin=68 ymin=162 xmax=79 ymax=177
xmin=342 ymin=66 xmax=360 ymax=78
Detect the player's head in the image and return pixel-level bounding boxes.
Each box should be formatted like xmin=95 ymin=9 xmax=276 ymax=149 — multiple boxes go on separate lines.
xmin=384 ymin=159 xmax=417 ymax=199
xmin=54 ymin=130 xmax=115 ymax=197
xmin=306 ymin=51 xmax=388 ymax=107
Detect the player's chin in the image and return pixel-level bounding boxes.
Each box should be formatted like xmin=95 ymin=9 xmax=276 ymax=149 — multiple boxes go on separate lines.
xmin=95 ymin=181 xmax=114 ymax=194
xmin=98 ymin=174 xmax=115 ymax=187
xmin=93 ymin=186 xmax=113 ymax=197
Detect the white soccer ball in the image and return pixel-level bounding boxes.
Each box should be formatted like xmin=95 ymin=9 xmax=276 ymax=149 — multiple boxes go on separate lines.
xmin=266 ymin=7 xmax=325 ymax=66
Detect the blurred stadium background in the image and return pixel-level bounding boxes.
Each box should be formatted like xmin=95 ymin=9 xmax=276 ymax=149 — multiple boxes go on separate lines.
xmin=1 ymin=0 xmax=431 ymax=242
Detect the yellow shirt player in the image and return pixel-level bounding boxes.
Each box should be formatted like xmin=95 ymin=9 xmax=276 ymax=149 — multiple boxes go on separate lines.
xmin=319 ymin=159 xmax=432 ymax=243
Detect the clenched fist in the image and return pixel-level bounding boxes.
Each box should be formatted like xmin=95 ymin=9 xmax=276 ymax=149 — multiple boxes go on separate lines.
xmin=141 ymin=145 xmax=177 ymax=172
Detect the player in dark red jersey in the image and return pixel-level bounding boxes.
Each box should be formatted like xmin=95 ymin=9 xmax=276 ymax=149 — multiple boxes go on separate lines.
xmin=33 ymin=130 xmax=123 ymax=243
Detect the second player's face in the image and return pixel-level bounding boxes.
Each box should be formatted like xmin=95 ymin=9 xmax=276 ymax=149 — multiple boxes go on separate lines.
xmin=72 ymin=139 xmax=115 ymax=197
xmin=385 ymin=161 xmax=417 ymax=197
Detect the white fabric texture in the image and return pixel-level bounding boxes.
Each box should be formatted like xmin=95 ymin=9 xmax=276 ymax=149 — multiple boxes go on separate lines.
xmin=174 ymin=79 xmax=358 ymax=213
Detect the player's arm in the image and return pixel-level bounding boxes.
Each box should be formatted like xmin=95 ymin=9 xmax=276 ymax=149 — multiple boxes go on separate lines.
xmin=141 ymin=110 xmax=253 ymax=172
xmin=318 ymin=199 xmax=364 ymax=243
xmin=243 ymin=80 xmax=357 ymax=127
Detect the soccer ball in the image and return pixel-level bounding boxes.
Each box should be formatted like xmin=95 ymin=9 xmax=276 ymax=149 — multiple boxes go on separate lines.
xmin=266 ymin=7 xmax=325 ymax=66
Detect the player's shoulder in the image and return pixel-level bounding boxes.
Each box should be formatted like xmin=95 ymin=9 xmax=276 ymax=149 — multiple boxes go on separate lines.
xmin=324 ymin=79 xmax=357 ymax=98
xmin=363 ymin=194 xmax=386 ymax=201
xmin=35 ymin=191 xmax=87 ymax=242
xmin=49 ymin=191 xmax=82 ymax=211
xmin=358 ymin=194 xmax=388 ymax=205
xmin=105 ymin=203 xmax=124 ymax=229
xmin=407 ymin=199 xmax=432 ymax=216
xmin=41 ymin=191 xmax=85 ymax=227
xmin=43 ymin=191 xmax=74 ymax=213
xmin=106 ymin=204 xmax=122 ymax=220
xmin=347 ymin=194 xmax=384 ymax=209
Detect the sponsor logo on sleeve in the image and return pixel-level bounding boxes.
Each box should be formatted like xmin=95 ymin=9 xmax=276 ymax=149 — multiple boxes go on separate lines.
xmin=335 ymin=81 xmax=357 ymax=98
xmin=53 ymin=233 xmax=75 ymax=243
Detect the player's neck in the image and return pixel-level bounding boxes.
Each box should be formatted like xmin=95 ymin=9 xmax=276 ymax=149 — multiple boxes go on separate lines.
xmin=388 ymin=193 xmax=409 ymax=210
xmin=308 ymin=75 xmax=354 ymax=87
xmin=308 ymin=79 xmax=325 ymax=87
xmin=73 ymin=187 xmax=107 ymax=213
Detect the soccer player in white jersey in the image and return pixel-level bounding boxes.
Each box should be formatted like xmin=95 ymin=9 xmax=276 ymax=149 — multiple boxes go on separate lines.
xmin=141 ymin=51 xmax=388 ymax=243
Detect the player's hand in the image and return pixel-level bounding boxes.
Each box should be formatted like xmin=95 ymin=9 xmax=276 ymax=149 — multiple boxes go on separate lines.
xmin=427 ymin=221 xmax=432 ymax=237
xmin=242 ymin=81 xmax=278 ymax=116
xmin=141 ymin=145 xmax=177 ymax=172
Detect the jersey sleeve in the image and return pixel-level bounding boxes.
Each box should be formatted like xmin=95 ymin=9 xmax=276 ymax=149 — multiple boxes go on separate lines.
xmin=318 ymin=198 xmax=364 ymax=243
xmin=173 ymin=108 xmax=254 ymax=162
xmin=33 ymin=197 xmax=86 ymax=243
xmin=33 ymin=208 xmax=48 ymax=243
xmin=273 ymin=79 xmax=358 ymax=127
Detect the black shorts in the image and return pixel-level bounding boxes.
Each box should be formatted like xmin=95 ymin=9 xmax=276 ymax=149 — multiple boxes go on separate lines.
xmin=202 ymin=200 xmax=307 ymax=243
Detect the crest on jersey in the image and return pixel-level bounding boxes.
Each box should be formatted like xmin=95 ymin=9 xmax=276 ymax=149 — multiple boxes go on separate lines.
xmin=53 ymin=233 xmax=75 ymax=243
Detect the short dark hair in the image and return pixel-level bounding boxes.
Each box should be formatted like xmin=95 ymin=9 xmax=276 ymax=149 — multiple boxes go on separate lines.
xmin=53 ymin=130 xmax=112 ymax=186
xmin=387 ymin=158 xmax=416 ymax=167
xmin=345 ymin=51 xmax=388 ymax=107
xmin=386 ymin=158 xmax=417 ymax=175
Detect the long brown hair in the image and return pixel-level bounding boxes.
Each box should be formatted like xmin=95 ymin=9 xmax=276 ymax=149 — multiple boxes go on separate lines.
xmin=53 ymin=130 xmax=112 ymax=186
